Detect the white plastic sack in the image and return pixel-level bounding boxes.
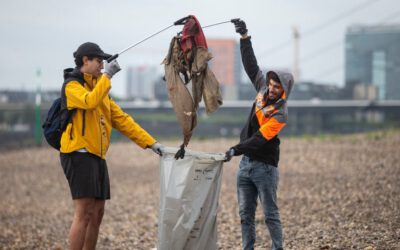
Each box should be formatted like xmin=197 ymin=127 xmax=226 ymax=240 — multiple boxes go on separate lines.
xmin=157 ymin=147 xmax=225 ymax=250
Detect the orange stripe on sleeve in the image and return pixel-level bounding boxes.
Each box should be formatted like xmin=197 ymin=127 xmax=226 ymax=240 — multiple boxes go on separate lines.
xmin=259 ymin=117 xmax=286 ymax=140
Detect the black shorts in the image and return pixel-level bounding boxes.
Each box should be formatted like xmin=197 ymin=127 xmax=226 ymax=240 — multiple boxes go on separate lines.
xmin=60 ymin=152 xmax=110 ymax=200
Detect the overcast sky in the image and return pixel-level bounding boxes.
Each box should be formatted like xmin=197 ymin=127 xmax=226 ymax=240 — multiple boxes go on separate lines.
xmin=0 ymin=0 xmax=398 ymax=98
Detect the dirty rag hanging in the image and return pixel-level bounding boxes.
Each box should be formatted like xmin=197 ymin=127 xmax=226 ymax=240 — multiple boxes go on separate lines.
xmin=180 ymin=15 xmax=223 ymax=113
xmin=162 ymin=15 xmax=223 ymax=158
xmin=163 ymin=36 xmax=197 ymax=148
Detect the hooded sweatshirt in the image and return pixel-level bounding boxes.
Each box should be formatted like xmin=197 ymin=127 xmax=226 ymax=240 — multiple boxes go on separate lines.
xmin=60 ymin=68 xmax=156 ymax=159
xmin=232 ymin=37 xmax=294 ymax=166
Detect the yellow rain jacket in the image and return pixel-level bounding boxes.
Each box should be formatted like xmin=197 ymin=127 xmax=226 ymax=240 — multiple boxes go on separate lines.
xmin=60 ymin=68 xmax=156 ymax=159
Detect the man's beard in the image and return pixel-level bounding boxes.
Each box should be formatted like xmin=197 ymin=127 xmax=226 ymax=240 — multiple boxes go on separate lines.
xmin=266 ymin=92 xmax=279 ymax=103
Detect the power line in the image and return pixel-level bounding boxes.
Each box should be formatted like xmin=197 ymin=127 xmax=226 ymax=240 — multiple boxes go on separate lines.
xmin=300 ymin=8 xmax=400 ymax=64
xmin=300 ymin=40 xmax=341 ymax=64
xmin=258 ymin=0 xmax=382 ymax=58
xmin=308 ymin=64 xmax=343 ymax=80
xmin=302 ymin=0 xmax=382 ymax=37
xmin=299 ymin=8 xmax=400 ymax=65
xmin=379 ymin=9 xmax=400 ymax=24
xmin=302 ymin=8 xmax=400 ymax=79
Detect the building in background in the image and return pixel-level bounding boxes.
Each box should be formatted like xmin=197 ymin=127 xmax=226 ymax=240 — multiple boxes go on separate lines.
xmin=289 ymin=81 xmax=342 ymax=100
xmin=126 ymin=66 xmax=159 ymax=101
xmin=352 ymin=83 xmax=378 ymax=100
xmin=345 ymin=25 xmax=400 ymax=100
xmin=207 ymin=39 xmax=242 ymax=100
xmin=153 ymin=76 xmax=168 ymax=101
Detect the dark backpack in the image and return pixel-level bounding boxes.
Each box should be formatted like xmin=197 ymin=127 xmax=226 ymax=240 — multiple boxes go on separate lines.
xmin=42 ymin=77 xmax=84 ymax=150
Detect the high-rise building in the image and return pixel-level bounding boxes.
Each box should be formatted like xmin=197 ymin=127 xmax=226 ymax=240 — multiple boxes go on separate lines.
xmin=207 ymin=39 xmax=242 ymax=100
xmin=126 ymin=66 xmax=158 ymax=100
xmin=345 ymin=25 xmax=400 ymax=100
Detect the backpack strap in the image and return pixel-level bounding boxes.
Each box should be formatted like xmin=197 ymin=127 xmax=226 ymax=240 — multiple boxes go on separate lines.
xmin=61 ymin=74 xmax=86 ymax=139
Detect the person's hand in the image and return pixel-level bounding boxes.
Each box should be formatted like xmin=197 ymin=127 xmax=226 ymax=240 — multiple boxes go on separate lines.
xmin=150 ymin=142 xmax=164 ymax=156
xmin=232 ymin=19 xmax=248 ymax=36
xmin=104 ymin=60 xmax=121 ymax=78
xmin=224 ymin=148 xmax=235 ymax=162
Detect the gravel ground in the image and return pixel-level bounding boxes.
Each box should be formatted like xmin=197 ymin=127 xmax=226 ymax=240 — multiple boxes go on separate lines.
xmin=0 ymin=131 xmax=399 ymax=250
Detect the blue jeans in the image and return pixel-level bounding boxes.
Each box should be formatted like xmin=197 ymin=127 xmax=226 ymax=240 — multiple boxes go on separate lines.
xmin=237 ymin=156 xmax=283 ymax=250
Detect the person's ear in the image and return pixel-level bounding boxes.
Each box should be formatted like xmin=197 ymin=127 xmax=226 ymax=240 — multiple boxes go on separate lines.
xmin=82 ymin=56 xmax=89 ymax=65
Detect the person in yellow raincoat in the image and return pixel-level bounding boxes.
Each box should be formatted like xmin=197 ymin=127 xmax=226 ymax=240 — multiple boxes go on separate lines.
xmin=59 ymin=42 xmax=164 ymax=250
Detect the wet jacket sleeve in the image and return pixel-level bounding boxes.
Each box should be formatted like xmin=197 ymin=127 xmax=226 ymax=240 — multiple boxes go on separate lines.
xmin=65 ymin=75 xmax=111 ymax=110
xmin=109 ymin=98 xmax=156 ymax=149
xmin=231 ymin=116 xmax=286 ymax=156
xmin=240 ymin=37 xmax=265 ymax=92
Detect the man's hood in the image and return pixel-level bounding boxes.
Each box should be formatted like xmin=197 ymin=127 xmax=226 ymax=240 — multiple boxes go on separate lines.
xmin=63 ymin=67 xmax=84 ymax=81
xmin=267 ymin=70 xmax=294 ymax=100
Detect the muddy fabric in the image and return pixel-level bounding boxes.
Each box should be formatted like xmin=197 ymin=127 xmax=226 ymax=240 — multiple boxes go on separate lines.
xmin=191 ymin=47 xmax=222 ymax=113
xmin=162 ymin=16 xmax=223 ymax=148
xmin=163 ymin=37 xmax=197 ymax=146
xmin=179 ymin=16 xmax=222 ymax=114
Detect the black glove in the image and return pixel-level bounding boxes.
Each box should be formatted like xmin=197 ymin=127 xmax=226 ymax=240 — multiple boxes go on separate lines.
xmin=232 ymin=20 xmax=248 ymax=35
xmin=174 ymin=143 xmax=185 ymax=160
xmin=224 ymin=148 xmax=235 ymax=162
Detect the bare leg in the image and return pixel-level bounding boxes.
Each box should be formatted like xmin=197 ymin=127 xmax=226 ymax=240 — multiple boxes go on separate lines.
xmin=68 ymin=198 xmax=96 ymax=250
xmin=83 ymin=200 xmax=105 ymax=250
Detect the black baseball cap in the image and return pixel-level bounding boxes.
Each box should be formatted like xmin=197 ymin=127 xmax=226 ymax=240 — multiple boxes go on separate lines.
xmin=73 ymin=42 xmax=111 ymax=59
